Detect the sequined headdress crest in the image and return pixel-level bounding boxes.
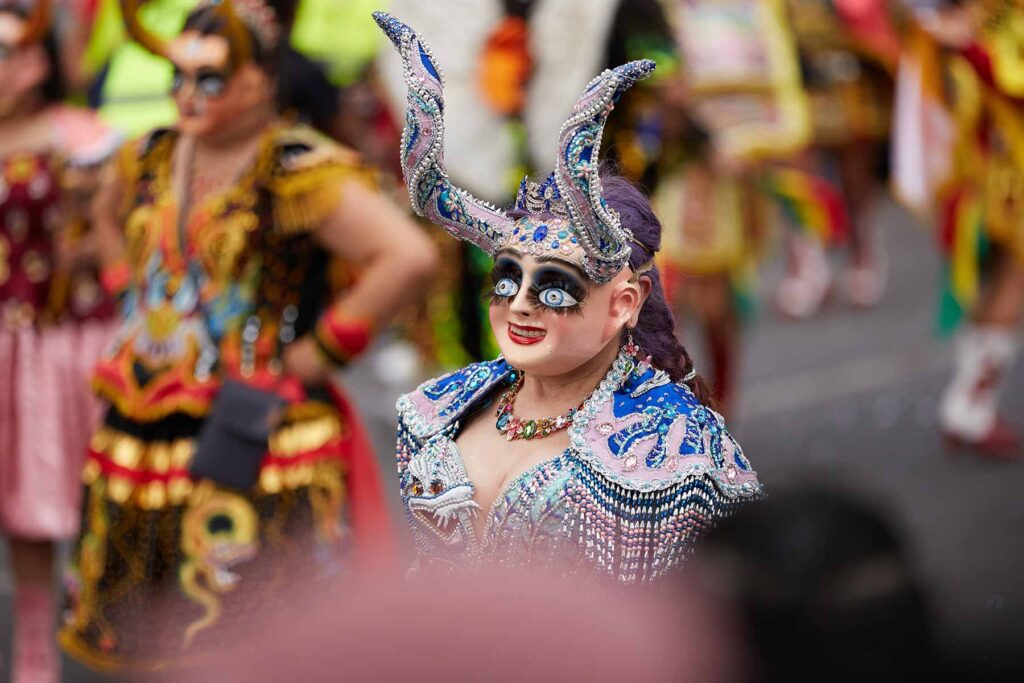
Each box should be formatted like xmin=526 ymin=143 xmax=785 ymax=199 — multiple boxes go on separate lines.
xmin=374 ymin=11 xmax=655 ymax=283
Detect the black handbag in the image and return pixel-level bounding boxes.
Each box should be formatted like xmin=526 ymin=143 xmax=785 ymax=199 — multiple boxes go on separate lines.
xmin=175 ymin=164 xmax=289 ymax=491
xmin=190 ymin=379 xmax=286 ymax=491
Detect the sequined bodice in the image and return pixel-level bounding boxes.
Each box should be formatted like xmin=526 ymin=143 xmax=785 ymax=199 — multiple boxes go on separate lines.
xmin=0 ymin=151 xmax=112 ymax=330
xmin=396 ymin=353 xmax=763 ymax=583
xmin=0 ymin=152 xmax=60 ymax=329
xmin=93 ymin=124 xmax=367 ymax=420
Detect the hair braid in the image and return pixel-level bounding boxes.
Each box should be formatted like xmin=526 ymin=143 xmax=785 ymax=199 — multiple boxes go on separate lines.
xmin=601 ymin=173 xmax=714 ymax=406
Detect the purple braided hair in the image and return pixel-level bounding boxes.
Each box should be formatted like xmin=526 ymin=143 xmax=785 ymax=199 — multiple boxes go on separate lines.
xmin=601 ymin=174 xmax=712 ymax=404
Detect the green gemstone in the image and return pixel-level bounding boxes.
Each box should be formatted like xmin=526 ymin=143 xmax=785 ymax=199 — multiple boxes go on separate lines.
xmin=522 ymin=420 xmax=537 ymax=439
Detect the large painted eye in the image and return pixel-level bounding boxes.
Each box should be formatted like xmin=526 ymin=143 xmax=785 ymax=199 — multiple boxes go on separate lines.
xmin=493 ymin=277 xmax=520 ymax=298
xmin=539 ymin=288 xmax=579 ymax=308
xmin=196 ymin=72 xmax=228 ymax=97
xmin=171 ymin=69 xmax=185 ymax=94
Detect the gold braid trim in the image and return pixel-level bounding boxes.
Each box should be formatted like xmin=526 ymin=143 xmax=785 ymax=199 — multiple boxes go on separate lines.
xmin=85 ymin=410 xmax=348 ymax=508
xmin=264 ymin=126 xmax=376 ymax=235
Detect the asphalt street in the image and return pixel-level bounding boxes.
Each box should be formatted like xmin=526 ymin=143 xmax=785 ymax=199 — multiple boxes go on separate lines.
xmin=2 ymin=198 xmax=1021 ymax=680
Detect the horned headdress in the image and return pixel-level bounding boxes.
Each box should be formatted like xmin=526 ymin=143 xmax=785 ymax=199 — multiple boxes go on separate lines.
xmin=373 ymin=12 xmax=655 ymax=283
xmin=120 ymin=0 xmax=281 ymax=68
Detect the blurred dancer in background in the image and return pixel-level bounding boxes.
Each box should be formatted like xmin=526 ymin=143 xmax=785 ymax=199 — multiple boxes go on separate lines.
xmin=0 ymin=1 xmax=120 ymax=681
xmin=58 ymin=0 xmax=436 ymax=670
xmin=909 ymin=0 xmax=1024 ymax=457
xmin=775 ymin=0 xmax=900 ymax=316
xmin=289 ymin=0 xmax=401 ymax=167
xmin=72 ymin=0 xmax=193 ymax=136
xmin=381 ymin=13 xmax=760 ymax=582
xmin=76 ymin=0 xmax=348 ymax=138
xmin=655 ymin=0 xmax=812 ymax=415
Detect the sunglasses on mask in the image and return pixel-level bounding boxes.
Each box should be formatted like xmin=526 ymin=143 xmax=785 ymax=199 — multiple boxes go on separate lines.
xmin=170 ymin=65 xmax=230 ymax=98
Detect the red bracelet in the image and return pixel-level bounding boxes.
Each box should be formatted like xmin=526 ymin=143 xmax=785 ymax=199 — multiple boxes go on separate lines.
xmin=99 ymin=261 xmax=131 ymax=296
xmin=314 ymin=310 xmax=373 ymax=367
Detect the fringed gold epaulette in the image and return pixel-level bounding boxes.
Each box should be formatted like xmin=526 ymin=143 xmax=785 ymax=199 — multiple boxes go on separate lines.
xmin=264 ymin=125 xmax=375 ymax=235
xmin=115 ymin=128 xmax=176 ymax=215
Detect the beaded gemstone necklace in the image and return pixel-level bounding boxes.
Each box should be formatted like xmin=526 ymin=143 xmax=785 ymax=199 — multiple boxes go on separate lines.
xmin=494 ymin=372 xmax=583 ymax=441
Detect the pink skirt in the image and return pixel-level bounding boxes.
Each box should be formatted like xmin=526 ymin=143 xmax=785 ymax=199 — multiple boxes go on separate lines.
xmin=0 ymin=320 xmax=116 ymax=539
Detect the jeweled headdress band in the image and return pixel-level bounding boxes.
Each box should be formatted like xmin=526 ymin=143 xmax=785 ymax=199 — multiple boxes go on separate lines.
xmin=374 ymin=11 xmax=655 ymax=283
xmin=229 ymin=0 xmax=281 ymax=50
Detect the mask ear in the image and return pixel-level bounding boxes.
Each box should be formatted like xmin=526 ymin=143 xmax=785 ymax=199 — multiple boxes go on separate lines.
xmin=628 ymin=275 xmax=653 ymax=327
xmin=607 ymin=279 xmax=645 ymax=332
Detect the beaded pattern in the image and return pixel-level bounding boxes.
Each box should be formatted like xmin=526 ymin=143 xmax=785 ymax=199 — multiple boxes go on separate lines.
xmin=494 ymin=373 xmax=581 ymax=440
xmin=395 ymin=353 xmax=762 ymax=583
xmin=374 ymin=12 xmax=655 ymax=283
xmin=505 ymin=217 xmax=586 ymax=262
xmin=374 ymin=12 xmax=512 ymax=255
xmin=553 ymin=60 xmax=656 ymax=282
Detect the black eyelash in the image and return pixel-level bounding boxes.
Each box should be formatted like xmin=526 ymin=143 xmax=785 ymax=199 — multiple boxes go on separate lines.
xmin=486 ymin=279 xmax=519 ymax=306
xmin=526 ymin=282 xmax=585 ymax=315
xmin=487 ymin=261 xmax=522 ymax=306
xmin=487 ymin=290 xmax=514 ymax=306
xmin=490 ymin=262 xmax=520 ymax=282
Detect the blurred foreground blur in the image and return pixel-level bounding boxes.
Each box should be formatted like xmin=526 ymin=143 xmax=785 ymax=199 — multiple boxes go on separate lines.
xmin=1 ymin=1 xmax=1023 ymax=680
xmin=7 ymin=193 xmax=1018 ymax=683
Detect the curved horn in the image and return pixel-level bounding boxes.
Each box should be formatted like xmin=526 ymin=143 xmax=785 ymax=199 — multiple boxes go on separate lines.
xmin=120 ymin=0 xmax=168 ymax=57
xmin=208 ymin=0 xmax=253 ymax=69
xmin=15 ymin=0 xmax=50 ymax=47
xmin=554 ymin=60 xmax=656 ymax=282
xmin=373 ymin=11 xmax=512 ymax=255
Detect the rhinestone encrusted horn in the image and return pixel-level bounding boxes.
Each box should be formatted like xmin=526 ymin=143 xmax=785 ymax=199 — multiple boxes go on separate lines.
xmin=552 ymin=60 xmax=656 ymax=282
xmin=373 ymin=11 xmax=513 ymax=255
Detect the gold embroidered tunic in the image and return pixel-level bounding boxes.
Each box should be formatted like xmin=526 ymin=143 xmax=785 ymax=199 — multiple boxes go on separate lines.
xmin=59 ymin=123 xmax=391 ymax=670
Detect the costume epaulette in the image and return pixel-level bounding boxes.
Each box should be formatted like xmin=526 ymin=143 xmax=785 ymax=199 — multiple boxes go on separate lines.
xmin=567 ymin=362 xmax=760 ymax=500
xmin=137 ymin=127 xmax=176 ymax=159
xmin=264 ymin=124 xmax=371 ymax=235
xmin=397 ymin=357 xmax=761 ymax=501
xmin=270 ymin=124 xmax=362 ymax=173
xmin=397 ymin=359 xmax=512 ymax=441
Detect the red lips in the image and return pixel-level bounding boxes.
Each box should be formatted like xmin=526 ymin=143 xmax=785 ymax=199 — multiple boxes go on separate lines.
xmin=507 ymin=322 xmax=546 ymax=345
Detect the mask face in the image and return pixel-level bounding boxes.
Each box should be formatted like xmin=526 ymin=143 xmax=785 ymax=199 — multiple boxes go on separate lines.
xmin=167 ymin=30 xmax=267 ymax=138
xmin=0 ymin=13 xmax=49 ymax=116
xmin=488 ymin=245 xmax=642 ymax=377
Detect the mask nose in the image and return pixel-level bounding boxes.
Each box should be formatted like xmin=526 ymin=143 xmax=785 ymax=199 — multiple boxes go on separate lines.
xmin=508 ymin=283 xmax=533 ymax=317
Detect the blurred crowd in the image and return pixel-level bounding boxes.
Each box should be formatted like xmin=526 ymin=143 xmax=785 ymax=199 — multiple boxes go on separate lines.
xmin=0 ymin=0 xmax=1022 ymax=681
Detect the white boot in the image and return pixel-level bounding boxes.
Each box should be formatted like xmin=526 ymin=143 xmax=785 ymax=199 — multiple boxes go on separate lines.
xmin=844 ymin=220 xmax=888 ymax=308
xmin=939 ymin=326 xmax=1020 ymax=453
xmin=775 ymin=233 xmax=833 ymax=319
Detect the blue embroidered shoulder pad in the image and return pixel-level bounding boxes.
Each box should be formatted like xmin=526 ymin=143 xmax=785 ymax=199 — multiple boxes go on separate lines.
xmin=396 ymin=359 xmax=513 ymax=440
xmin=396 ymin=356 xmax=761 ymax=500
